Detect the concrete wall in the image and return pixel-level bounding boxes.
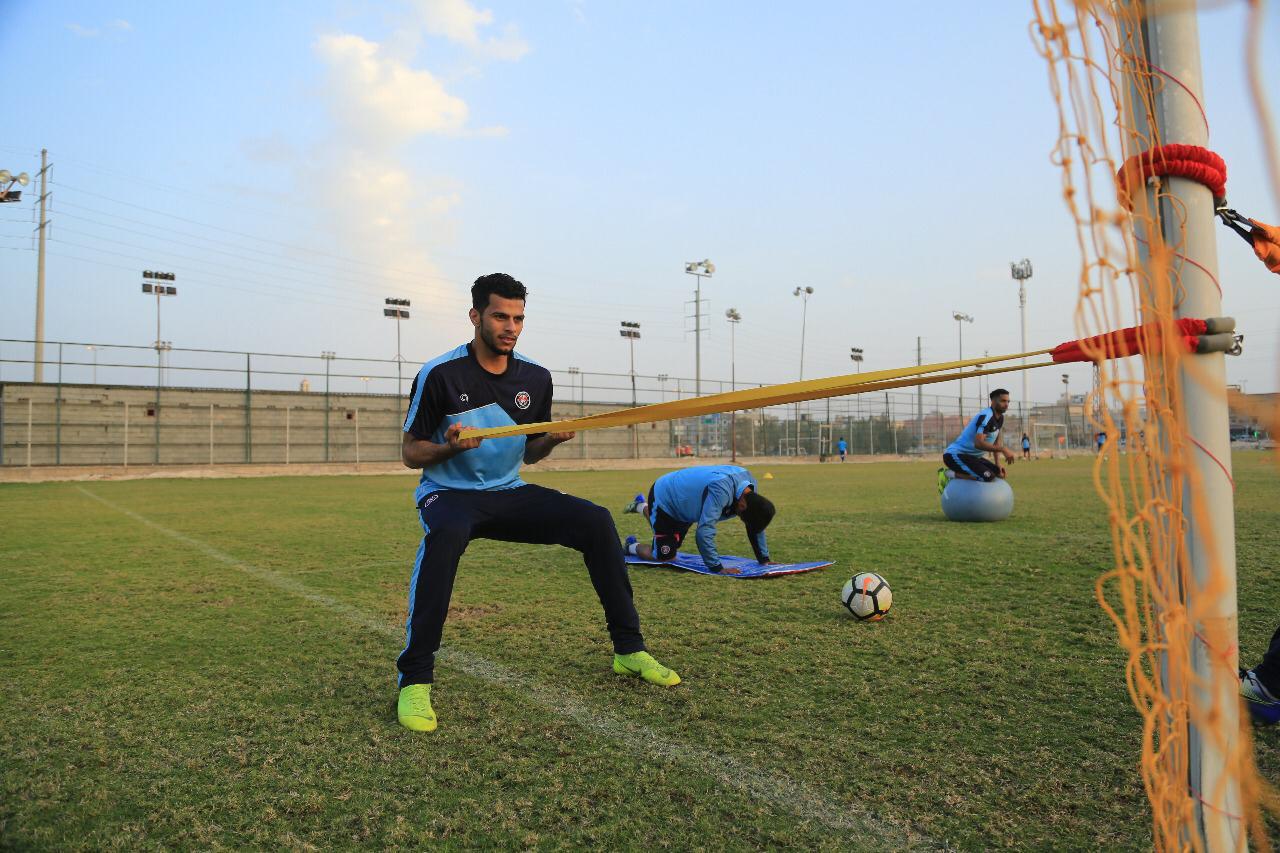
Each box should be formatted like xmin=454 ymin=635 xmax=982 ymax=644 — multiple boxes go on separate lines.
xmin=0 ymin=382 xmax=679 ymax=467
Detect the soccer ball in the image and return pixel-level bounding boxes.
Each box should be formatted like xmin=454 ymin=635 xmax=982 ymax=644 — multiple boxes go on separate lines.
xmin=841 ymin=572 xmax=892 ymax=621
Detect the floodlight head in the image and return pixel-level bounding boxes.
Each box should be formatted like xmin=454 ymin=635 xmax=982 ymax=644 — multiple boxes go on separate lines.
xmin=0 ymin=171 xmax=9 ymax=183
xmin=16 ymin=173 xmax=28 ymax=186
xmin=725 ymin=308 xmax=741 ymax=321
xmin=704 ymin=261 xmax=715 ymax=274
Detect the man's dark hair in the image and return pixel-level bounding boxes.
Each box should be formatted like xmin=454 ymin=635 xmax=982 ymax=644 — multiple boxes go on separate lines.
xmin=990 ymin=388 xmax=1010 ymax=400
xmin=740 ymin=491 xmax=776 ymax=535
xmin=472 ymin=273 xmax=527 ymax=312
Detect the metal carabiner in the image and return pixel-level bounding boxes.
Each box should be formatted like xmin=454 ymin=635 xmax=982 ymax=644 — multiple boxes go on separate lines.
xmin=1215 ymin=204 xmax=1257 ymax=246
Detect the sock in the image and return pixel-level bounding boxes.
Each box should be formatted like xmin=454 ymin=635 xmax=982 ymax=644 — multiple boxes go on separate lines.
xmin=625 ymin=541 xmax=640 ymax=556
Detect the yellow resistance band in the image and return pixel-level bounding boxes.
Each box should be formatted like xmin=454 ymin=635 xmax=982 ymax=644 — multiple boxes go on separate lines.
xmin=466 ymin=349 xmax=1055 ymax=440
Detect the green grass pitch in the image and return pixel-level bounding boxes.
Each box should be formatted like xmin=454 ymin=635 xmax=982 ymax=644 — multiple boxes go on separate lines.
xmin=2 ymin=456 xmax=1277 ymax=849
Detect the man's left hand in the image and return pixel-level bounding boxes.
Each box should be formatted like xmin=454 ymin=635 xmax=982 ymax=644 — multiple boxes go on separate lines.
xmin=548 ymin=431 xmax=576 ymax=443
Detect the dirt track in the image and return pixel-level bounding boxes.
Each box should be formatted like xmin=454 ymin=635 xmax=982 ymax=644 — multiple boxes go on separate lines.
xmin=0 ymin=454 xmax=922 ymax=484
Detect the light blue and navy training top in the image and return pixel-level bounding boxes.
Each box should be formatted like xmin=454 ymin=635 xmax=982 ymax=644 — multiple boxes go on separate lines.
xmin=837 ymin=439 xmax=848 ymax=454
xmin=651 ymin=465 xmax=768 ymax=568
xmin=403 ymin=343 xmax=552 ymax=505
xmin=945 ymin=406 xmax=1004 ymax=457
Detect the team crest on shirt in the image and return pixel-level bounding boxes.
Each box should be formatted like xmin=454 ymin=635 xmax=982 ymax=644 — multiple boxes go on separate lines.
xmin=514 ymin=390 xmax=532 ymax=410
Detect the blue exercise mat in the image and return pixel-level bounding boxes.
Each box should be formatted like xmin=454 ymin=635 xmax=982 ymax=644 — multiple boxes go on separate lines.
xmin=625 ymin=553 xmax=834 ymax=578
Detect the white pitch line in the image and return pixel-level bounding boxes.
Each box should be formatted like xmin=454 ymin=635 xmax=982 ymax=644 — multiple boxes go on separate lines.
xmin=76 ymin=486 xmax=940 ymax=850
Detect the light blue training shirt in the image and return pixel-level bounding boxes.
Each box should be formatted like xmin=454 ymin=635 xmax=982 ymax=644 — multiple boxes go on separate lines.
xmin=651 ymin=465 xmax=768 ymax=569
xmin=945 ymin=407 xmax=1003 ymax=457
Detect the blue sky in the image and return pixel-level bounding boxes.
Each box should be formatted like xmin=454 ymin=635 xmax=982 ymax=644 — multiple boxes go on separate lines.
xmin=1 ymin=1 xmax=1277 ymax=402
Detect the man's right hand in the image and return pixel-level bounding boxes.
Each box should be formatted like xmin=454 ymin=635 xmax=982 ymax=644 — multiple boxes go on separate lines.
xmin=446 ymin=422 xmax=483 ymax=452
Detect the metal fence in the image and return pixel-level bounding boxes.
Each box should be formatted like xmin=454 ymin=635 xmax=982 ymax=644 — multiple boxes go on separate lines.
xmin=1 ymin=337 xmax=1105 ymax=466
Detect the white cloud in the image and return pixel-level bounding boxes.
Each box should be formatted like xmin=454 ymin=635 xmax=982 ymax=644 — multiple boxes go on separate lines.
xmin=413 ymin=0 xmax=529 ymax=60
xmin=315 ymin=33 xmax=469 ymax=141
xmin=109 ymin=19 xmax=132 ymax=31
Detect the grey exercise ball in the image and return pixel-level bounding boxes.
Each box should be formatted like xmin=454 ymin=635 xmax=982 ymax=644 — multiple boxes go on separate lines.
xmin=941 ymin=477 xmax=1014 ymax=522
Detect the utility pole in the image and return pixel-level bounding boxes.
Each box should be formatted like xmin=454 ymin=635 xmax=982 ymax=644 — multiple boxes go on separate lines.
xmin=1011 ymin=259 xmax=1033 ymax=432
xmin=917 ymin=337 xmax=924 ymax=451
xmin=321 ymin=351 xmax=335 ymax=462
xmin=684 ymin=260 xmax=714 ymax=454
xmin=620 ymin=321 xmax=640 ymax=458
xmin=34 ymin=150 xmax=50 ymax=382
xmin=384 ymin=298 xmax=411 ymax=396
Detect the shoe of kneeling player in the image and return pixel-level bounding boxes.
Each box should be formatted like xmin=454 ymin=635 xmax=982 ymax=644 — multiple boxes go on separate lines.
xmin=1240 ymin=668 xmax=1280 ymax=726
xmin=622 ymin=493 xmax=646 ymax=514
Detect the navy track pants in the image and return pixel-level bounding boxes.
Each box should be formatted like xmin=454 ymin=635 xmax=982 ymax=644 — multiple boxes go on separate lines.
xmin=397 ymin=483 xmax=645 ymax=686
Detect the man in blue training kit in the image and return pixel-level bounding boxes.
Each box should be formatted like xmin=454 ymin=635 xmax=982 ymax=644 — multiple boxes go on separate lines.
xmin=623 ymin=466 xmax=775 ymax=575
xmin=837 ymin=436 xmax=848 ymax=462
xmin=396 ymin=273 xmax=679 ymax=733
xmin=938 ymin=388 xmax=1016 ymax=492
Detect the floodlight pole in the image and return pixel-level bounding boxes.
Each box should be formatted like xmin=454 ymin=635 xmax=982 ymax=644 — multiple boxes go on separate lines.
xmin=1061 ymin=374 xmax=1070 ymax=450
xmin=321 ymin=351 xmax=335 ymax=462
xmin=1117 ymin=7 xmax=1240 ymax=843
xmin=384 ymin=298 xmax=411 ymax=397
xmin=620 ymin=321 xmax=641 ymax=458
xmin=726 ymin=308 xmax=741 ymax=461
xmin=851 ymin=347 xmax=864 ymax=452
xmin=952 ymin=312 xmax=973 ymax=420
xmin=1011 ymin=259 xmax=1033 ymax=431
xmin=569 ymin=367 xmax=584 ymax=458
xmin=794 ymin=286 xmax=814 ymax=455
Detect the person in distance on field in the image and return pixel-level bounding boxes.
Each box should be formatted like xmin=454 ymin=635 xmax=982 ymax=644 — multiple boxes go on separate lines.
xmin=1021 ymin=432 xmax=1032 ymax=461
xmin=622 ymin=465 xmax=775 ymax=575
xmin=395 ymin=273 xmax=680 ymax=733
xmin=837 ymin=436 xmax=848 ymax=462
xmin=937 ymin=388 xmax=1016 ymax=492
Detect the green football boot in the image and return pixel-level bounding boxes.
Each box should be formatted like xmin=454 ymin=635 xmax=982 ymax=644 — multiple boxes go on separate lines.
xmin=397 ymin=683 xmax=437 ymax=732
xmin=937 ymin=467 xmax=949 ymax=495
xmin=613 ymin=651 xmax=681 ymax=687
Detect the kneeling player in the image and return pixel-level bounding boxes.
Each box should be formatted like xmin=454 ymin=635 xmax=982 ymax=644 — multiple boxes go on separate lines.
xmin=939 ymin=388 xmax=1016 ymax=490
xmin=623 ymin=465 xmax=775 ymax=575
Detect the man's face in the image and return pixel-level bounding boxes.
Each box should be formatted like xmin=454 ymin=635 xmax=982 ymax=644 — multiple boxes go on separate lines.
xmin=470 ymin=294 xmax=525 ymax=356
xmin=992 ymin=394 xmax=1011 ymax=414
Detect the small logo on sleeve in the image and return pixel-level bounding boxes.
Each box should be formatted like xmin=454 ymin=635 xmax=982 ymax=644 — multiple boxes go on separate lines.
xmin=514 ymin=391 xmax=531 ymax=409
xmin=459 ymin=393 xmax=469 ymax=402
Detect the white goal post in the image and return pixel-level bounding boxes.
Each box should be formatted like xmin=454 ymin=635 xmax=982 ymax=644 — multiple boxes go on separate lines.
xmin=1033 ymin=423 xmax=1068 ymax=458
